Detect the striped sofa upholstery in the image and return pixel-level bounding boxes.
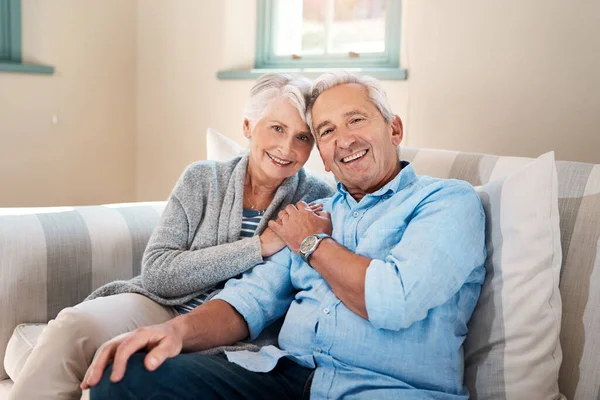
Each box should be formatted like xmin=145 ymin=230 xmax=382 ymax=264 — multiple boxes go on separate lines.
xmin=1 ymin=147 xmax=599 ymax=399
xmin=0 ymin=202 xmax=166 ymax=383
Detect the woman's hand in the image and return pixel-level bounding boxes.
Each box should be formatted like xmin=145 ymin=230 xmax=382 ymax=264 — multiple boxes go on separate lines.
xmin=260 ymin=202 xmax=323 ymax=257
xmin=80 ymin=322 xmax=183 ymax=389
xmin=260 ymin=227 xmax=286 ymax=257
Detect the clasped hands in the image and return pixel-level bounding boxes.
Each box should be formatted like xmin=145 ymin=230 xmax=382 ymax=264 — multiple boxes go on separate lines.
xmin=267 ymin=201 xmax=332 ymax=254
xmin=260 ymin=201 xmax=332 ymax=256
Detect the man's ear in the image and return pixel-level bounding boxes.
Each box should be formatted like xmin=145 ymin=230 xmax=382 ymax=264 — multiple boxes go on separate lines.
xmin=390 ymin=115 xmax=403 ymax=146
xmin=243 ymin=119 xmax=252 ymax=139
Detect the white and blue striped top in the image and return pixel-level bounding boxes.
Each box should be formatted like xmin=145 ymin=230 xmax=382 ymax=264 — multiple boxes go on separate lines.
xmin=173 ymin=208 xmax=265 ymax=315
xmin=239 ymin=208 xmax=263 ymax=238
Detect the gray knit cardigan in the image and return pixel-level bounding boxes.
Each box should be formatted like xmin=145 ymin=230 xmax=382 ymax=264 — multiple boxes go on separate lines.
xmin=87 ymin=155 xmax=334 ymax=306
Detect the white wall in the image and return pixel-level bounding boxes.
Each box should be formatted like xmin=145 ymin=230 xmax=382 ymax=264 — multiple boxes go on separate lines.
xmin=404 ymin=0 xmax=600 ymax=161
xmin=136 ymin=0 xmax=233 ymax=201
xmin=3 ymin=1 xmax=597 ymax=205
xmin=0 ymin=0 xmax=137 ymax=207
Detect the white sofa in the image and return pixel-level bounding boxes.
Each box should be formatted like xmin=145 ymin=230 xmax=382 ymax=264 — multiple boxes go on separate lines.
xmin=1 ymin=143 xmax=599 ymax=399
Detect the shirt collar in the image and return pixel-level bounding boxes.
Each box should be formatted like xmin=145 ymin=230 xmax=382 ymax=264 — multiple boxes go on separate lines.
xmin=335 ymin=161 xmax=416 ymax=199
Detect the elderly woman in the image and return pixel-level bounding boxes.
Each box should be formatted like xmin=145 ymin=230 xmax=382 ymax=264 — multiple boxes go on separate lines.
xmin=8 ymin=73 xmax=334 ymax=400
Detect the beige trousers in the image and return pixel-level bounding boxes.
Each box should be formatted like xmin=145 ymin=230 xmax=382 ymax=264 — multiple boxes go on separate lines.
xmin=8 ymin=293 xmax=178 ymax=400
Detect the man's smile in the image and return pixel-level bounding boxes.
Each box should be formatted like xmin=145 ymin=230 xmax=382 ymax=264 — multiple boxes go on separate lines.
xmin=340 ymin=149 xmax=369 ymax=164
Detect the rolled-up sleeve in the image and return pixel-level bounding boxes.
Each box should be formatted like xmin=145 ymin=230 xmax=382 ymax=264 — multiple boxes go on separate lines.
xmin=213 ymin=248 xmax=295 ymax=340
xmin=365 ymin=182 xmax=486 ymax=331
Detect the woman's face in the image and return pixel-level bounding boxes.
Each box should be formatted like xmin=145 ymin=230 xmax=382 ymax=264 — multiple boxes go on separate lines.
xmin=244 ymin=97 xmax=314 ymax=182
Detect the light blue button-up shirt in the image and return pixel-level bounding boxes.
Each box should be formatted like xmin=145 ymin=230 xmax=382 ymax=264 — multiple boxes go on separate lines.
xmin=214 ymin=162 xmax=486 ymax=399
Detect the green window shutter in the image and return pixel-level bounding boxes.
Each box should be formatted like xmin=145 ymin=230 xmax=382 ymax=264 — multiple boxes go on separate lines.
xmin=0 ymin=0 xmax=9 ymax=60
xmin=0 ymin=0 xmax=21 ymax=62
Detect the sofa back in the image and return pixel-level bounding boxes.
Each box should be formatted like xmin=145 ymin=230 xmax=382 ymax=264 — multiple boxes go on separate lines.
xmin=1 ymin=147 xmax=599 ymax=398
xmin=0 ymin=203 xmax=166 ymax=379
xmin=401 ymin=147 xmax=600 ymax=400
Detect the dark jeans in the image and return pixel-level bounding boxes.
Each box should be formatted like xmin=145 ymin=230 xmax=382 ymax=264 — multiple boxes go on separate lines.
xmin=90 ymin=352 xmax=314 ymax=400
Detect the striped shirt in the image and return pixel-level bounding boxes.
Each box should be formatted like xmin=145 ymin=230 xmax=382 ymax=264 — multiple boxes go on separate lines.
xmin=173 ymin=208 xmax=265 ymax=315
xmin=240 ymin=208 xmax=263 ymax=238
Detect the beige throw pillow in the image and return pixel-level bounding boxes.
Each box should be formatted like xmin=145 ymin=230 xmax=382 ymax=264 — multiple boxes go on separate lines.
xmin=464 ymin=151 xmax=564 ymax=400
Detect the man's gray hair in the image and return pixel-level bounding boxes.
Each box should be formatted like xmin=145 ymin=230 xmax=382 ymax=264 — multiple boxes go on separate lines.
xmin=243 ymin=73 xmax=312 ymax=126
xmin=307 ymin=71 xmax=394 ymax=134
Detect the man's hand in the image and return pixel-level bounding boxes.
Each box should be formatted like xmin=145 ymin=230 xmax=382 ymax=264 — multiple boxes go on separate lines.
xmin=260 ymin=202 xmax=323 ymax=257
xmin=80 ymin=322 xmax=183 ymax=389
xmin=268 ymin=201 xmax=332 ymax=254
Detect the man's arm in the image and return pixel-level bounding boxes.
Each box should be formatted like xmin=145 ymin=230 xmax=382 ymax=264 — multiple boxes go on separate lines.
xmin=82 ymin=249 xmax=295 ymax=389
xmin=269 ymin=202 xmax=371 ymax=318
xmin=174 ymin=299 xmax=249 ymax=351
xmin=270 ymin=184 xmax=486 ymax=330
xmin=307 ymin=240 xmax=371 ymax=319
xmin=81 ymin=300 xmax=248 ymax=388
xmin=362 ymin=184 xmax=486 ymax=330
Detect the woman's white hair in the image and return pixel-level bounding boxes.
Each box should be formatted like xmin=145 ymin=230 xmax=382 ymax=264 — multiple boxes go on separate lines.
xmin=306 ymin=71 xmax=394 ymax=134
xmin=243 ymin=73 xmax=312 ymax=127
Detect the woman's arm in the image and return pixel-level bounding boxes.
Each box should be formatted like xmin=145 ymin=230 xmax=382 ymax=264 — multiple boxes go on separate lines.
xmin=141 ymin=193 xmax=264 ymax=298
xmin=140 ymin=162 xmax=265 ymax=298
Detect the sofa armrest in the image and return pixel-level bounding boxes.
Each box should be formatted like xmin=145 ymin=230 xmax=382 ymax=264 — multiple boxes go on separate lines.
xmin=0 ymin=202 xmax=166 ymax=379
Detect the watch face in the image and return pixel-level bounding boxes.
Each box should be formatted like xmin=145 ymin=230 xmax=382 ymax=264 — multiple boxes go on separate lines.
xmin=300 ymin=235 xmax=317 ymax=254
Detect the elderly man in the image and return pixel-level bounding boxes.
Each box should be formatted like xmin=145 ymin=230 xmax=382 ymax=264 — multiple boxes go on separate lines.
xmin=85 ymin=72 xmax=486 ymax=400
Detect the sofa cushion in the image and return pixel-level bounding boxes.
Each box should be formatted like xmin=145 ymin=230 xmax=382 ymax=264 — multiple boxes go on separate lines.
xmin=206 ymin=127 xmax=244 ymax=162
xmin=4 ymin=324 xmax=47 ymax=382
xmin=466 ymin=152 xmax=563 ymax=399
xmin=0 ymin=378 xmax=14 ymax=399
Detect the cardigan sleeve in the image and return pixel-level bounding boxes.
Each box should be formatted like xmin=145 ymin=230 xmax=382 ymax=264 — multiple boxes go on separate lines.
xmin=141 ymin=162 xmax=264 ymax=298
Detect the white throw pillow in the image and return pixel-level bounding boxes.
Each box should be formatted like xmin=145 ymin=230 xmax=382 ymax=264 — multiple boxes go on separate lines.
xmin=464 ymin=151 xmax=564 ymax=399
xmin=206 ymin=128 xmax=336 ymax=187
xmin=206 ymin=128 xmax=244 ymax=161
xmin=303 ymin=147 xmax=337 ymax=187
xmin=4 ymin=324 xmax=46 ymax=382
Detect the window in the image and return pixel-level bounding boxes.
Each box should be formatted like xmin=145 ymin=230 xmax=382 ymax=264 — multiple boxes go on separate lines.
xmin=256 ymin=0 xmax=402 ymax=70
xmin=0 ymin=0 xmax=21 ymax=63
xmin=0 ymin=0 xmax=53 ymax=73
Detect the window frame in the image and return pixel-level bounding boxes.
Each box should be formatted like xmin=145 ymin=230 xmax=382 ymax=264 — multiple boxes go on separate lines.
xmin=0 ymin=0 xmax=53 ymax=74
xmin=0 ymin=0 xmax=22 ymax=62
xmin=255 ymin=0 xmax=402 ymax=70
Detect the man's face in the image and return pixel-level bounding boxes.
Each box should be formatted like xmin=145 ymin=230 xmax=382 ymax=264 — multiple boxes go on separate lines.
xmin=311 ymin=83 xmax=403 ymax=195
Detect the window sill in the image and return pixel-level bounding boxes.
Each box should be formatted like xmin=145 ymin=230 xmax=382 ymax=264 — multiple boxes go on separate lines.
xmin=217 ymin=67 xmax=407 ymax=81
xmin=0 ymin=62 xmax=54 ymax=75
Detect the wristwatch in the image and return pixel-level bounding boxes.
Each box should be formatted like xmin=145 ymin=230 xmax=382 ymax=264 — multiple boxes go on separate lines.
xmin=299 ymin=233 xmax=331 ymax=265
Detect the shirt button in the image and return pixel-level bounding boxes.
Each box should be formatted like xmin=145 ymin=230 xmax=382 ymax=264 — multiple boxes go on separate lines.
xmin=353 ymin=211 xmax=359 ymax=218
xmin=323 ymin=308 xmax=330 ymax=314
xmin=315 ymin=347 xmax=322 ymax=353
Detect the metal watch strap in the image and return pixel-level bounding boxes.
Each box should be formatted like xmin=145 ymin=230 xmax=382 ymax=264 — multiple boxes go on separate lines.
xmin=300 ymin=233 xmax=331 ymax=265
